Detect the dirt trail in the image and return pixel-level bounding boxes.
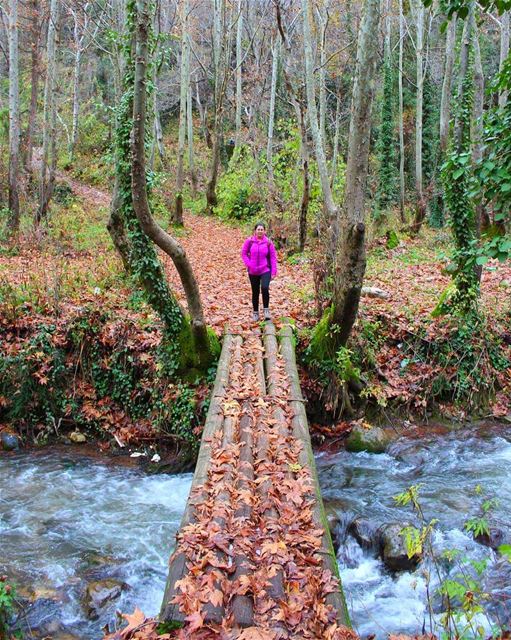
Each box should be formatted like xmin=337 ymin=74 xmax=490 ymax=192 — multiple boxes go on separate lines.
xmin=60 ymin=176 xmax=313 ymax=332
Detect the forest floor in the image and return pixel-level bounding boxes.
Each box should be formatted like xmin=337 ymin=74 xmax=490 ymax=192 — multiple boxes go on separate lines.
xmin=2 ymin=169 xmax=511 ymax=430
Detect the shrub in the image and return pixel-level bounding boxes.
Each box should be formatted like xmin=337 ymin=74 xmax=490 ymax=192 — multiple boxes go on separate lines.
xmin=214 ymin=147 xmax=263 ymax=221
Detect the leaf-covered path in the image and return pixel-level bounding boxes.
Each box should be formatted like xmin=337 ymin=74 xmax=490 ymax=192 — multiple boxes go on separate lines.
xmin=162 ymin=214 xmax=312 ymax=334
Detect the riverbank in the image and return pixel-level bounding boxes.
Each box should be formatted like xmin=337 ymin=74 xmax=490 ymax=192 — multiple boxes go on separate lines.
xmin=2 ymin=192 xmax=511 ymax=461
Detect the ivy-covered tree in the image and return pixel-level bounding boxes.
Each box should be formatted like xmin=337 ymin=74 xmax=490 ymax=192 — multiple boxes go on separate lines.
xmin=474 ymin=53 xmax=511 ymax=259
xmin=439 ymin=3 xmax=480 ymax=314
xmin=422 ymin=71 xmax=443 ymax=227
xmin=108 ymin=0 xmax=218 ymax=376
xmin=374 ymin=57 xmax=397 ymax=220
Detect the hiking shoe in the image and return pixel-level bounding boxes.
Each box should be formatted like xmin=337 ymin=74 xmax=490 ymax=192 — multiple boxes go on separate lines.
xmin=263 ymin=308 xmax=271 ymax=321
xmin=252 ymin=311 xmax=260 ymax=322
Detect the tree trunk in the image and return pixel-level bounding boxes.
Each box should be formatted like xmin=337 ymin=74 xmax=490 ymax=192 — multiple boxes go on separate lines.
xmin=298 ymin=103 xmax=310 ymax=252
xmin=266 ymin=37 xmax=280 ymax=185
xmin=187 ymin=84 xmax=198 ymax=196
xmin=330 ymin=85 xmax=341 ymax=187
xmin=174 ymin=0 xmax=190 ymax=225
xmin=440 ymin=16 xmax=457 ymax=153
xmin=8 ymin=0 xmax=21 ymax=234
xmin=25 ymin=0 xmax=41 ymax=175
xmin=37 ymin=0 xmax=59 ymax=224
xmin=415 ymin=0 xmax=424 ymax=204
xmin=154 ymin=98 xmax=165 ymax=162
xmin=472 ymin=15 xmax=485 ymax=247
xmin=329 ymin=0 xmax=380 ymax=349
xmin=132 ymin=0 xmax=212 ymax=366
xmin=206 ymin=0 xmax=228 ymax=214
xmin=206 ymin=135 xmax=221 ymax=213
xmin=70 ymin=28 xmax=81 ymax=160
xmin=499 ymin=11 xmax=510 ymax=107
xmin=276 ymin=0 xmax=311 ymax=250
xmin=302 ymin=0 xmax=336 ymax=226
xmin=317 ymin=5 xmax=328 ymax=146
xmin=398 ymin=0 xmax=406 ymax=222
xmin=234 ymin=0 xmax=243 ymax=149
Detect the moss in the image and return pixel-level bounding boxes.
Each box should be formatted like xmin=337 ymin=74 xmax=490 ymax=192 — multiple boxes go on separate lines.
xmin=308 ymin=306 xmax=336 ymax=362
xmin=176 ymin=319 xmax=220 ymax=376
xmin=345 ymin=424 xmax=392 ymax=453
xmin=386 ymin=229 xmax=400 ymax=250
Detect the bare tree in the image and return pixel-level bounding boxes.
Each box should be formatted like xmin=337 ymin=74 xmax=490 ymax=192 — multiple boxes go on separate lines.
xmin=206 ymin=0 xmax=231 ymax=214
xmin=328 ymin=0 xmax=380 ymax=349
xmin=398 ymin=0 xmax=406 ymax=222
xmin=414 ymin=0 xmax=425 ymax=207
xmin=25 ymin=0 xmax=44 ymax=174
xmin=174 ymin=0 xmax=191 ymax=225
xmin=234 ymin=0 xmax=243 ymax=148
xmin=132 ymin=0 xmax=213 ymax=366
xmin=187 ymin=83 xmax=198 ymax=196
xmin=302 ymin=0 xmax=337 ymax=227
xmin=276 ymin=0 xmax=311 ymax=251
xmin=37 ymin=0 xmax=60 ymax=224
xmin=68 ymin=2 xmax=101 ymax=160
xmin=266 ymin=35 xmax=280 ymax=185
xmin=6 ymin=0 xmax=21 ymax=233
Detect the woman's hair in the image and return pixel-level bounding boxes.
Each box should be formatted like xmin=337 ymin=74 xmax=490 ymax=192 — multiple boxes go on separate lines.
xmin=254 ymin=222 xmax=266 ymax=231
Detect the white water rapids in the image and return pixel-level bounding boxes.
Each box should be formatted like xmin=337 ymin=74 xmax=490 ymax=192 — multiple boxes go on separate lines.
xmin=1 ymin=427 xmax=510 ymax=638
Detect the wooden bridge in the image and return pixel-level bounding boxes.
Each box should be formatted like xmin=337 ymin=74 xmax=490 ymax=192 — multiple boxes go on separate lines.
xmin=160 ymin=324 xmax=351 ymax=639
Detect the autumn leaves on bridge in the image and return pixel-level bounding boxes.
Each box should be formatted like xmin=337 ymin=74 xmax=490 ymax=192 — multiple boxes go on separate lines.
xmin=160 ymin=324 xmax=353 ymax=640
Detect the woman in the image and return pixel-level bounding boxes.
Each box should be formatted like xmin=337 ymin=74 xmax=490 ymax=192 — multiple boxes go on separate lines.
xmin=241 ymin=222 xmax=278 ymax=321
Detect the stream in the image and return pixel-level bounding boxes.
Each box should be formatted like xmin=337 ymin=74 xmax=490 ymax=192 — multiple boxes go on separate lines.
xmin=1 ymin=427 xmax=510 ymax=638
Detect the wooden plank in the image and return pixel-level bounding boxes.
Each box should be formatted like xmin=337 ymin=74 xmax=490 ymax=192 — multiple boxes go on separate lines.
xmin=279 ymin=325 xmax=352 ymax=628
xmin=160 ymin=333 xmax=234 ymax=623
xmin=258 ymin=323 xmax=286 ymax=610
xmin=231 ymin=359 xmax=256 ymax=628
xmin=263 ymin=322 xmax=278 ymax=395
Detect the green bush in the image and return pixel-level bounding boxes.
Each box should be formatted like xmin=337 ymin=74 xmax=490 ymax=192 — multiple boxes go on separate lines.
xmin=214 ymin=147 xmax=263 ymax=221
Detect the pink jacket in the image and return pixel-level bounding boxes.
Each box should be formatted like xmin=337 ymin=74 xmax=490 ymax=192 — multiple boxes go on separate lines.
xmin=241 ymin=235 xmax=278 ymax=277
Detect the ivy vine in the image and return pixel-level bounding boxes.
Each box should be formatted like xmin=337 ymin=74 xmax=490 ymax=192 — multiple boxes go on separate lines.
xmin=111 ymin=0 xmax=184 ymax=375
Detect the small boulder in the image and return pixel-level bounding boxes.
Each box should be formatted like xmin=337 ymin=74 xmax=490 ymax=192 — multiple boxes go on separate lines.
xmin=83 ymin=579 xmax=128 ymax=620
xmin=346 ymin=424 xmax=392 ymax=454
xmin=69 ymin=431 xmax=86 ymax=444
xmin=348 ymin=518 xmax=381 ymax=550
xmin=474 ymin=526 xmax=509 ymax=550
xmin=484 ymin=558 xmax=511 ymax=625
xmin=1 ymin=431 xmax=20 ymax=451
xmin=325 ymin=507 xmax=341 ymax=553
xmin=379 ymin=522 xmax=422 ymax=572
xmin=77 ymin=550 xmax=123 ymax=581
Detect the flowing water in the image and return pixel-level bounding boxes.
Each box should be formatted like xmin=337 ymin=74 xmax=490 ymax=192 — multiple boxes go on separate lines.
xmin=0 ymin=452 xmax=192 ymax=638
xmin=0 ymin=428 xmax=510 ymax=638
xmin=317 ymin=427 xmax=511 ymax=638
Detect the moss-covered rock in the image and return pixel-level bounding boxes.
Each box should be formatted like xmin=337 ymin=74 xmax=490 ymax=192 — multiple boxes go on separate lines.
xmin=379 ymin=522 xmax=422 ymax=572
xmin=345 ymin=423 xmax=392 ymax=453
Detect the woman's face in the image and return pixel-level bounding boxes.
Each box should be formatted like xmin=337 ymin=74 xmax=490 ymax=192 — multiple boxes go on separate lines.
xmin=255 ymin=225 xmax=265 ymax=239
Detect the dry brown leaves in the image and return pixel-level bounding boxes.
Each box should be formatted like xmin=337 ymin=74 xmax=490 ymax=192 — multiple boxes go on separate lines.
xmin=156 ymin=331 xmax=354 ymax=639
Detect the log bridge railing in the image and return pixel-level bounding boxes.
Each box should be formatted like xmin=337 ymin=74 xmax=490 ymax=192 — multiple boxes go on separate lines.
xmin=160 ymin=323 xmax=350 ymax=635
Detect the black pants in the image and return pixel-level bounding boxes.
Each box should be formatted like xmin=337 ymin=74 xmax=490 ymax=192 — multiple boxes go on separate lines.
xmin=249 ymin=271 xmax=271 ymax=311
